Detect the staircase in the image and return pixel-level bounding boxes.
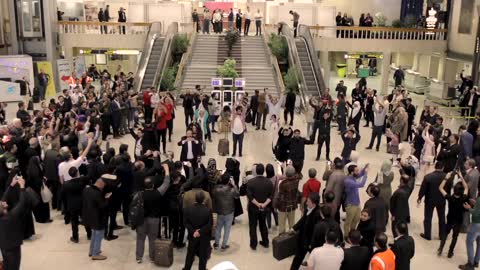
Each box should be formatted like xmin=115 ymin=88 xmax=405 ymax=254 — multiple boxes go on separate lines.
xmin=295 ymin=38 xmax=320 ymax=96
xmin=180 ymin=34 xmax=279 ymax=94
xmin=140 ymin=37 xmax=165 ymax=89
xmin=180 ymin=35 xmax=219 ymax=91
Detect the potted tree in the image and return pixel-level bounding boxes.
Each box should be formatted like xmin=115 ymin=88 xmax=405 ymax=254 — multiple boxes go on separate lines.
xmin=268 ymin=33 xmax=289 ymax=72
xmin=217 ymin=58 xmax=238 ymax=78
xmin=225 ymin=30 xmax=240 ymax=57
xmin=171 ymin=34 xmax=190 ymax=64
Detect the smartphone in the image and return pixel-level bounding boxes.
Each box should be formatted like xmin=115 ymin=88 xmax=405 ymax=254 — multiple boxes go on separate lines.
xmin=183 ymin=161 xmax=189 ymax=165
xmin=287 ymin=159 xmax=292 ymax=165
xmin=327 ymin=161 xmax=332 ymax=166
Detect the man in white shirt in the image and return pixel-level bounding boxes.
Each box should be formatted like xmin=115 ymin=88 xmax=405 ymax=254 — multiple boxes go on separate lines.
xmin=213 ymin=10 xmax=222 ymax=34
xmin=307 ymin=231 xmax=344 ymax=270
xmin=244 ymin=7 xmax=251 ymax=36
xmin=58 ymin=136 xmax=94 ymax=183
xmin=231 ymin=106 xmax=246 ymax=157
xmin=254 ymin=9 xmax=263 ymax=36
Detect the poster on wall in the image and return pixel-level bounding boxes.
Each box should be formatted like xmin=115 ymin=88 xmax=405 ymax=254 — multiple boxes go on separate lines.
xmin=73 ymin=56 xmax=86 ymax=78
xmin=36 ymin=62 xmax=56 ymax=98
xmin=458 ymin=0 xmax=474 ymax=34
xmin=57 ymin=59 xmax=72 ymax=90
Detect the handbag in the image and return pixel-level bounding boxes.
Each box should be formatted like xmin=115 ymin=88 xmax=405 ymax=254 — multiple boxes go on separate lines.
xmin=40 ymin=181 xmax=53 ymax=203
xmin=245 ymin=109 xmax=253 ymax=123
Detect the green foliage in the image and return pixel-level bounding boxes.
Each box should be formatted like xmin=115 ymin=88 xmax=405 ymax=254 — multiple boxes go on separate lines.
xmin=391 ymin=19 xmax=403 ymax=28
xmin=172 ymin=34 xmax=190 ymax=55
xmin=160 ymin=65 xmax=178 ymax=91
xmin=404 ymin=14 xmax=417 ymax=28
xmin=283 ymin=67 xmax=299 ymax=93
xmin=225 ymin=30 xmax=240 ymax=56
xmin=217 ymin=58 xmax=238 ymax=78
xmin=268 ymin=33 xmax=288 ymax=62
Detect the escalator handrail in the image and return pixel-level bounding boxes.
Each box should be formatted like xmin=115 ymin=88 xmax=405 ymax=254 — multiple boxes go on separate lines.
xmin=298 ymin=24 xmax=326 ymax=93
xmin=296 ymin=37 xmax=321 ymax=97
xmin=133 ymin=22 xmax=162 ymax=93
xmin=154 ymin=22 xmax=179 ymax=92
xmin=278 ymin=22 xmax=308 ymax=111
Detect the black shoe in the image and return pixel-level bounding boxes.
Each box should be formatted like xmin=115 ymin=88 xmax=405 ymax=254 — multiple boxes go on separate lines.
xmin=250 ymin=245 xmax=257 ymax=250
xmin=176 ymin=243 xmax=186 ymax=249
xmin=221 ymin=245 xmax=230 ymax=251
xmin=448 ymin=251 xmax=454 ymax=258
xmin=106 ymin=235 xmax=119 ymax=241
xmin=70 ymin=237 xmax=79 ymax=243
xmin=212 ymin=130 xmax=218 ymax=133
xmin=113 ymin=225 xmax=124 ymax=230
xmin=239 ymin=154 xmax=243 ymax=157
xmin=459 ymin=263 xmax=474 ymax=270
xmin=376 ymin=148 xmax=379 ymax=152
xmin=437 ymin=248 xmax=442 ymax=256
xmin=365 ymin=147 xmax=372 ymax=150
xmin=213 ymin=243 xmax=219 ymax=250
xmin=475 ymin=262 xmax=479 ymax=268
xmin=87 ymin=235 xmax=91 ymax=240
xmin=315 ymin=157 xmax=320 ymax=161
xmin=255 ymin=127 xmax=260 ymax=130
xmin=420 ymin=233 xmax=431 ymax=241
xmin=259 ymin=241 xmax=269 ymax=248
xmin=262 ymin=128 xmax=267 ymax=130
xmin=363 ymin=125 xmax=369 ymax=127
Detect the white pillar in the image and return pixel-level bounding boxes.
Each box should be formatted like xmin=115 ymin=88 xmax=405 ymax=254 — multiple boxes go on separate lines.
xmin=437 ymin=54 xmax=445 ymax=81
xmin=412 ymin=52 xmax=420 ymax=71
xmin=43 ymin=0 xmax=60 ymax=92
xmin=381 ymin=52 xmax=392 ymax=95
xmin=320 ymin=51 xmax=330 ymax=90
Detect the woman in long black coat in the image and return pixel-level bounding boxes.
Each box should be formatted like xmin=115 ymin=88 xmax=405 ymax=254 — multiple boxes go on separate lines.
xmin=275 ymin=127 xmax=293 ymax=162
xmin=26 ymin=156 xmax=51 ymax=223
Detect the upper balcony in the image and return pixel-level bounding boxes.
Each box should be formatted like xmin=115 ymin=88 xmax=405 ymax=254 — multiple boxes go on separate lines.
xmin=281 ymin=25 xmax=448 ymax=53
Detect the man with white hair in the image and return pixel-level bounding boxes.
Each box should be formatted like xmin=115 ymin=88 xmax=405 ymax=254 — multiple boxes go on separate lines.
xmin=58 ymin=136 xmax=94 ymax=183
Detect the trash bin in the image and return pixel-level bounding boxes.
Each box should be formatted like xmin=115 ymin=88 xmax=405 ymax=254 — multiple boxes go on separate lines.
xmin=358 ymin=67 xmax=370 ymax=78
xmin=336 ymin=64 xmax=347 ymax=78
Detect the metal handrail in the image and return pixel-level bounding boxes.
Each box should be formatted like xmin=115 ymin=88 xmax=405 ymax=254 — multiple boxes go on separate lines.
xmin=133 ymin=22 xmax=162 ymax=93
xmin=296 ymin=37 xmax=321 ymax=97
xmin=261 ymin=25 xmax=285 ymax=95
xmin=298 ymin=24 xmax=325 ymax=94
xmin=154 ymin=22 xmax=179 ymax=92
xmin=278 ymin=22 xmax=308 ymax=110
xmin=174 ymin=23 xmax=198 ymax=89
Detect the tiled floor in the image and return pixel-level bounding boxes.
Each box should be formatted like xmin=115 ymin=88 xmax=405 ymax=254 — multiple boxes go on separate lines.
xmin=2 ymin=88 xmax=471 ymax=270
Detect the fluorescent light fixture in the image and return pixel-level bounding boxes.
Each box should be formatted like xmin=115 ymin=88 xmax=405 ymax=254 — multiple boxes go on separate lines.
xmin=114 ymin=50 xmax=140 ymax=55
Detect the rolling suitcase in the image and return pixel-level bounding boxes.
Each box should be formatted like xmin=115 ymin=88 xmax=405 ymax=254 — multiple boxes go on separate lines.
xmin=211 ymin=213 xmax=218 ymax=239
xmin=218 ymin=138 xmax=229 ymax=156
xmin=153 ymin=216 xmax=174 ymax=267
xmin=272 ymin=231 xmax=298 ymax=261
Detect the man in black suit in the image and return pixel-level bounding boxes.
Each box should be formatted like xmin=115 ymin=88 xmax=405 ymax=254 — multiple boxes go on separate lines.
xmin=340 ymin=230 xmax=370 ymax=270
xmin=290 ymin=192 xmax=322 ymax=270
xmin=177 ymin=129 xmax=201 ymax=170
xmin=246 ymin=164 xmax=273 ymax=250
xmin=418 ymin=161 xmax=446 ymax=240
xmin=437 ymin=134 xmax=460 ymax=173
xmin=284 ymin=90 xmax=296 ymax=126
xmin=98 ymin=8 xmax=106 ymax=34
xmin=118 ymin=7 xmax=127 ymax=34
xmin=390 ymin=175 xmax=411 ymax=237
xmin=63 ymin=167 xmax=91 ymax=243
xmin=391 ymin=222 xmax=415 ymax=270
xmin=0 ymin=176 xmax=27 ymax=270
xmin=183 ymin=191 xmax=213 ymax=270
xmin=111 ymin=95 xmax=122 ymax=138
xmin=250 ymin=90 xmax=259 ymax=126
xmin=43 ymin=141 xmax=61 ymax=210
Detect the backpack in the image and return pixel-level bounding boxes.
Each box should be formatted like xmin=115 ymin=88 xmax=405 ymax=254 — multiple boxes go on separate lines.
xmin=129 ymin=191 xmax=144 ymax=229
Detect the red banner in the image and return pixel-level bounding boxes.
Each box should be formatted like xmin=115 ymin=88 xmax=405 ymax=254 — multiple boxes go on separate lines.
xmin=203 ymin=2 xmax=234 ymax=12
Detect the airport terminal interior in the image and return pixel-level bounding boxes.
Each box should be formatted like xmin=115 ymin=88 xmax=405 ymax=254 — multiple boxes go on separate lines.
xmin=1 ymin=0 xmax=480 ymax=269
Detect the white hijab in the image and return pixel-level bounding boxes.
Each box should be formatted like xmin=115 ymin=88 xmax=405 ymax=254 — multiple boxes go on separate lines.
xmin=351 ymin=101 xmax=361 ymax=118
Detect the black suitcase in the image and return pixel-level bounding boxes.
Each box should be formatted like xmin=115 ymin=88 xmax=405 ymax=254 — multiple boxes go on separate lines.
xmin=272 ymin=231 xmax=298 ymax=261
xmin=154 ymin=216 xmax=174 ymax=267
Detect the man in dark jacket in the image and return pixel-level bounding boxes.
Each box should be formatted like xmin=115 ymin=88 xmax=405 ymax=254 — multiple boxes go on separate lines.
xmin=314 ymin=109 xmax=332 ymax=161
xmin=437 ymin=134 xmax=460 ymax=173
xmin=180 ymin=90 xmax=195 ymax=127
xmin=340 ymin=230 xmax=371 ymax=270
xmin=98 ymin=8 xmax=106 ymax=34
xmin=212 ymin=173 xmax=239 ymax=250
xmin=364 ymin=184 xmax=388 ymax=233
xmin=288 ymin=129 xmax=313 ymax=174
xmin=118 ymin=7 xmax=127 ymax=34
xmin=290 ymin=192 xmax=321 ymax=270
xmin=178 ymin=129 xmax=202 ymax=170
xmin=341 ymin=129 xmax=361 ymax=164
xmin=43 ymin=142 xmax=61 ymax=209
xmin=391 ymin=222 xmax=415 ymax=270
xmin=418 ymin=162 xmax=446 ymax=241
xmin=0 ymin=177 xmax=27 ymax=270
xmin=390 ymin=175 xmax=411 ymax=237
xmin=82 ymin=175 xmax=113 ymax=260
xmin=183 ymin=191 xmax=213 ymax=270
xmin=250 ymin=90 xmax=259 ymax=126
xmin=246 ymin=164 xmax=273 ymax=250
xmin=63 ymin=167 xmax=91 ymax=243
xmin=312 ymin=205 xmax=343 ymax=249
xmin=284 ymin=91 xmax=296 ymax=126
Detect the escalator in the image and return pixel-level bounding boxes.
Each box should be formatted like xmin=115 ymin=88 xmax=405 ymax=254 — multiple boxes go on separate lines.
xmin=134 ymin=22 xmax=178 ymax=92
xmin=279 ymin=23 xmax=326 ymax=99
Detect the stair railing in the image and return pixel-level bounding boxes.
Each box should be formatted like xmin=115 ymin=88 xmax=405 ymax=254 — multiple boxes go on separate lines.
xmin=133 ymin=22 xmax=162 ymax=93
xmin=174 ymin=22 xmax=198 ymax=89
xmin=154 ymin=22 xmax=179 ymax=92
xmin=262 ymin=24 xmax=285 ymax=95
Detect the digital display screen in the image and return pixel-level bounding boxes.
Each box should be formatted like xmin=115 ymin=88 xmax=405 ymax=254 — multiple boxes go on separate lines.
xmin=223 ymin=78 xmax=233 ymax=87
xmin=235 ymin=78 xmax=245 ymax=87
xmin=212 ymin=91 xmax=221 ymax=101
xmin=223 ymin=91 xmax=232 ymax=102
xmin=236 ymin=92 xmax=244 ymax=102
xmin=211 ymin=78 xmax=222 ymax=87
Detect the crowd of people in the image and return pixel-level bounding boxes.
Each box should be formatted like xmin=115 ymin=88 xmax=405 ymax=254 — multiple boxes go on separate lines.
xmin=2 ymin=63 xmax=480 ymax=270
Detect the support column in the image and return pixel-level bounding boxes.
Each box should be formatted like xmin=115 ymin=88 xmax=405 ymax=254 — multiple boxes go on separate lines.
xmin=381 ymin=52 xmax=392 ymax=95
xmin=472 ymin=15 xmax=480 ymax=85
xmin=7 ymin=0 xmax=19 ymax=54
xmin=43 ymin=0 xmax=60 ymax=93
xmin=412 ymin=52 xmax=420 ymax=71
xmin=320 ymin=51 xmax=330 ymax=90
xmin=437 ymin=54 xmax=445 ymax=81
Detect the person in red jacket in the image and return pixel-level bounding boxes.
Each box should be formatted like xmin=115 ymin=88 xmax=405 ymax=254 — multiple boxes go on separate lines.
xmin=143 ymin=88 xmax=153 ymax=124
xmin=155 ymin=102 xmax=168 ymax=153
xmin=164 ymin=95 xmax=175 ymax=142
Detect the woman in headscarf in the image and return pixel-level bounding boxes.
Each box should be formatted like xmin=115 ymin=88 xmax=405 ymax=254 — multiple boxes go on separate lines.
xmin=207 ymin=158 xmax=222 ymax=193
xmin=348 ymin=101 xmax=362 ymax=134
xmin=375 ymin=160 xmax=394 ymax=210
xmin=225 ymin=158 xmax=243 ymax=219
xmin=26 ymin=156 xmax=52 ymax=223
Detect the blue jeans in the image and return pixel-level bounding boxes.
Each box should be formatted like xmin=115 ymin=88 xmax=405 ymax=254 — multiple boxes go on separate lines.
xmin=467 ymin=223 xmax=480 ymax=264
xmin=89 ymin=229 xmax=104 ymax=256
xmin=215 ymin=213 xmax=234 ymax=247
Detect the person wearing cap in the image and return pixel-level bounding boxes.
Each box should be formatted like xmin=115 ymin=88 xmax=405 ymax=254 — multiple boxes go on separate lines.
xmin=118 ymin=7 xmax=127 ymax=34
xmin=0 ymin=176 xmax=27 ymax=270
xmin=82 ymin=175 xmax=114 ymax=260
xmin=275 ymin=165 xmax=300 ymax=234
